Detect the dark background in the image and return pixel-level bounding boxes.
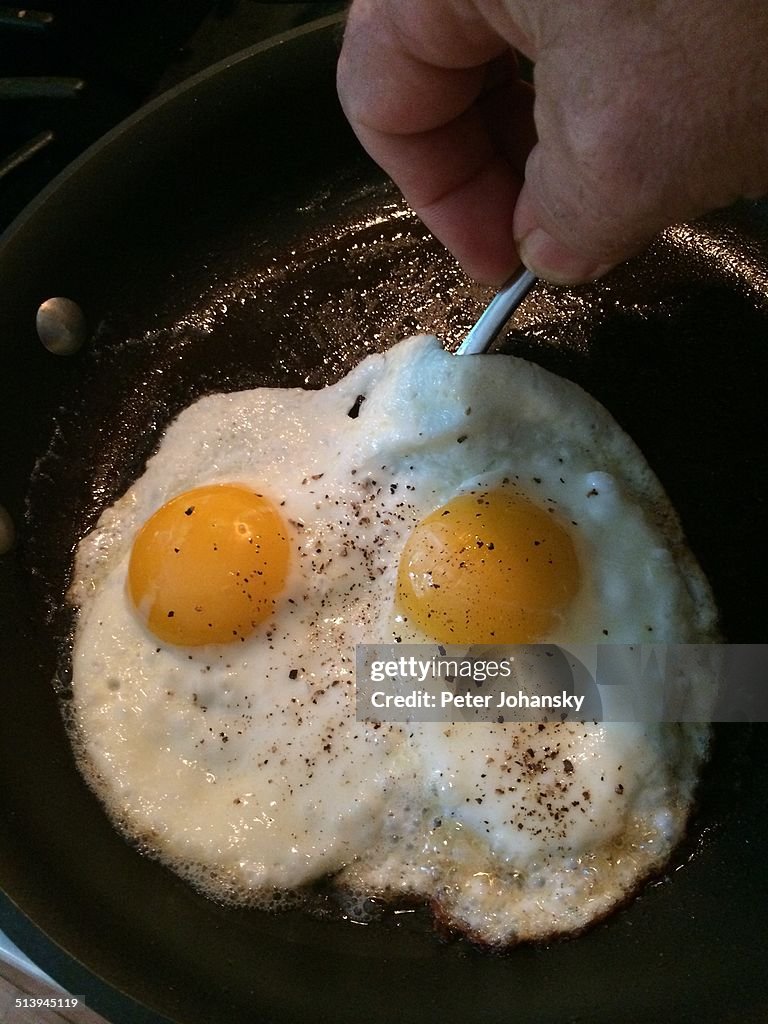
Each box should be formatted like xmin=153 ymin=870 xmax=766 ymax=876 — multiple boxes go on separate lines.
xmin=1 ymin=0 xmax=344 ymax=233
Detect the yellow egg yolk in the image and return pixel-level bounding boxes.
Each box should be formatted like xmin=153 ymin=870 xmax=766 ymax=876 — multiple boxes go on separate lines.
xmin=395 ymin=489 xmax=580 ymax=644
xmin=127 ymin=484 xmax=290 ymax=646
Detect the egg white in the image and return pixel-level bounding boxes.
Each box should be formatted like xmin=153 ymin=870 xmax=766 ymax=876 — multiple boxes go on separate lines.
xmin=67 ymin=335 xmax=718 ymax=943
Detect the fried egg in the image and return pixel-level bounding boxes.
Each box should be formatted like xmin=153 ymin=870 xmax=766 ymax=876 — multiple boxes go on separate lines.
xmin=67 ymin=335 xmax=718 ymax=944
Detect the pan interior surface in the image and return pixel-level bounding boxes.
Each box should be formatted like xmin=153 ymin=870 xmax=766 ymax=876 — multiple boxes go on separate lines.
xmin=0 ymin=16 xmax=767 ymax=1024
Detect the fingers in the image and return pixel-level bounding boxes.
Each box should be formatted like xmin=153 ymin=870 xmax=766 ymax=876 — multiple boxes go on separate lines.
xmin=338 ymin=0 xmax=768 ymax=287
xmin=337 ymin=0 xmax=534 ymax=284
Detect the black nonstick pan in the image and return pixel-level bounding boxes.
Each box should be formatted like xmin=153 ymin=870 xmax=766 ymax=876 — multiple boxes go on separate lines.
xmin=1 ymin=14 xmax=766 ymax=1024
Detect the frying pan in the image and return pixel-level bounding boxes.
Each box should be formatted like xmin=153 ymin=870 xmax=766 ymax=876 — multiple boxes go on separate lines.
xmin=1 ymin=13 xmax=767 ymax=1024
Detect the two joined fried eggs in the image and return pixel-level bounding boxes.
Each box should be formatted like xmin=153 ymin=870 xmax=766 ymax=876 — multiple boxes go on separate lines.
xmin=67 ymin=336 xmax=718 ymax=945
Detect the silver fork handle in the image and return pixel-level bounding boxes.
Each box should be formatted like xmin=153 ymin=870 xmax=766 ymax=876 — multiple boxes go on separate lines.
xmin=455 ymin=267 xmax=537 ymax=356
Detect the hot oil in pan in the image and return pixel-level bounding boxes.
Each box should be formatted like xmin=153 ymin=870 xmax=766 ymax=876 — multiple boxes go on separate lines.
xmin=25 ymin=181 xmax=488 ymax=617
xmin=23 ymin=180 xmax=768 ymax=947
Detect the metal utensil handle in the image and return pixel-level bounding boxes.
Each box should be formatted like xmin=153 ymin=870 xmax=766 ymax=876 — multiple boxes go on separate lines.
xmin=456 ymin=267 xmax=537 ymax=355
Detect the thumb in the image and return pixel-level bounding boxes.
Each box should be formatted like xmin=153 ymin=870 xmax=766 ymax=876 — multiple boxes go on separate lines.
xmin=512 ymin=130 xmax=672 ymax=286
xmin=511 ymin=0 xmax=768 ymax=285
xmin=513 ymin=176 xmax=617 ymax=285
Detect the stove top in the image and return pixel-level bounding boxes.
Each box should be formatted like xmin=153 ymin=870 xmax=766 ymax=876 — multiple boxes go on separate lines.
xmin=1 ymin=1 xmax=344 ymax=233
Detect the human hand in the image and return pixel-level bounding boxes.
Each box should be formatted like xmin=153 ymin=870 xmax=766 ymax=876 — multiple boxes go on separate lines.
xmin=337 ymin=0 xmax=768 ymax=285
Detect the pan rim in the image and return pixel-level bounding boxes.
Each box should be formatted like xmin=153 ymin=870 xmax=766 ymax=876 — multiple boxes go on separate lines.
xmin=0 ymin=11 xmax=346 ymax=255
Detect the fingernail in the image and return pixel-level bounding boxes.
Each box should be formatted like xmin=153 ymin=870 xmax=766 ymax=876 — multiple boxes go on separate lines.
xmin=517 ymin=227 xmax=612 ymax=285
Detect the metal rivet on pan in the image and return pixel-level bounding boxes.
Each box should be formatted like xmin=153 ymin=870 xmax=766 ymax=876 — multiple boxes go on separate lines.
xmin=0 ymin=504 xmax=15 ymax=555
xmin=36 ymin=296 xmax=87 ymax=355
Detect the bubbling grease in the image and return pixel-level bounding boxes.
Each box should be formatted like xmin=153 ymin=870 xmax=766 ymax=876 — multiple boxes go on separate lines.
xmin=65 ymin=708 xmax=707 ymax=947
